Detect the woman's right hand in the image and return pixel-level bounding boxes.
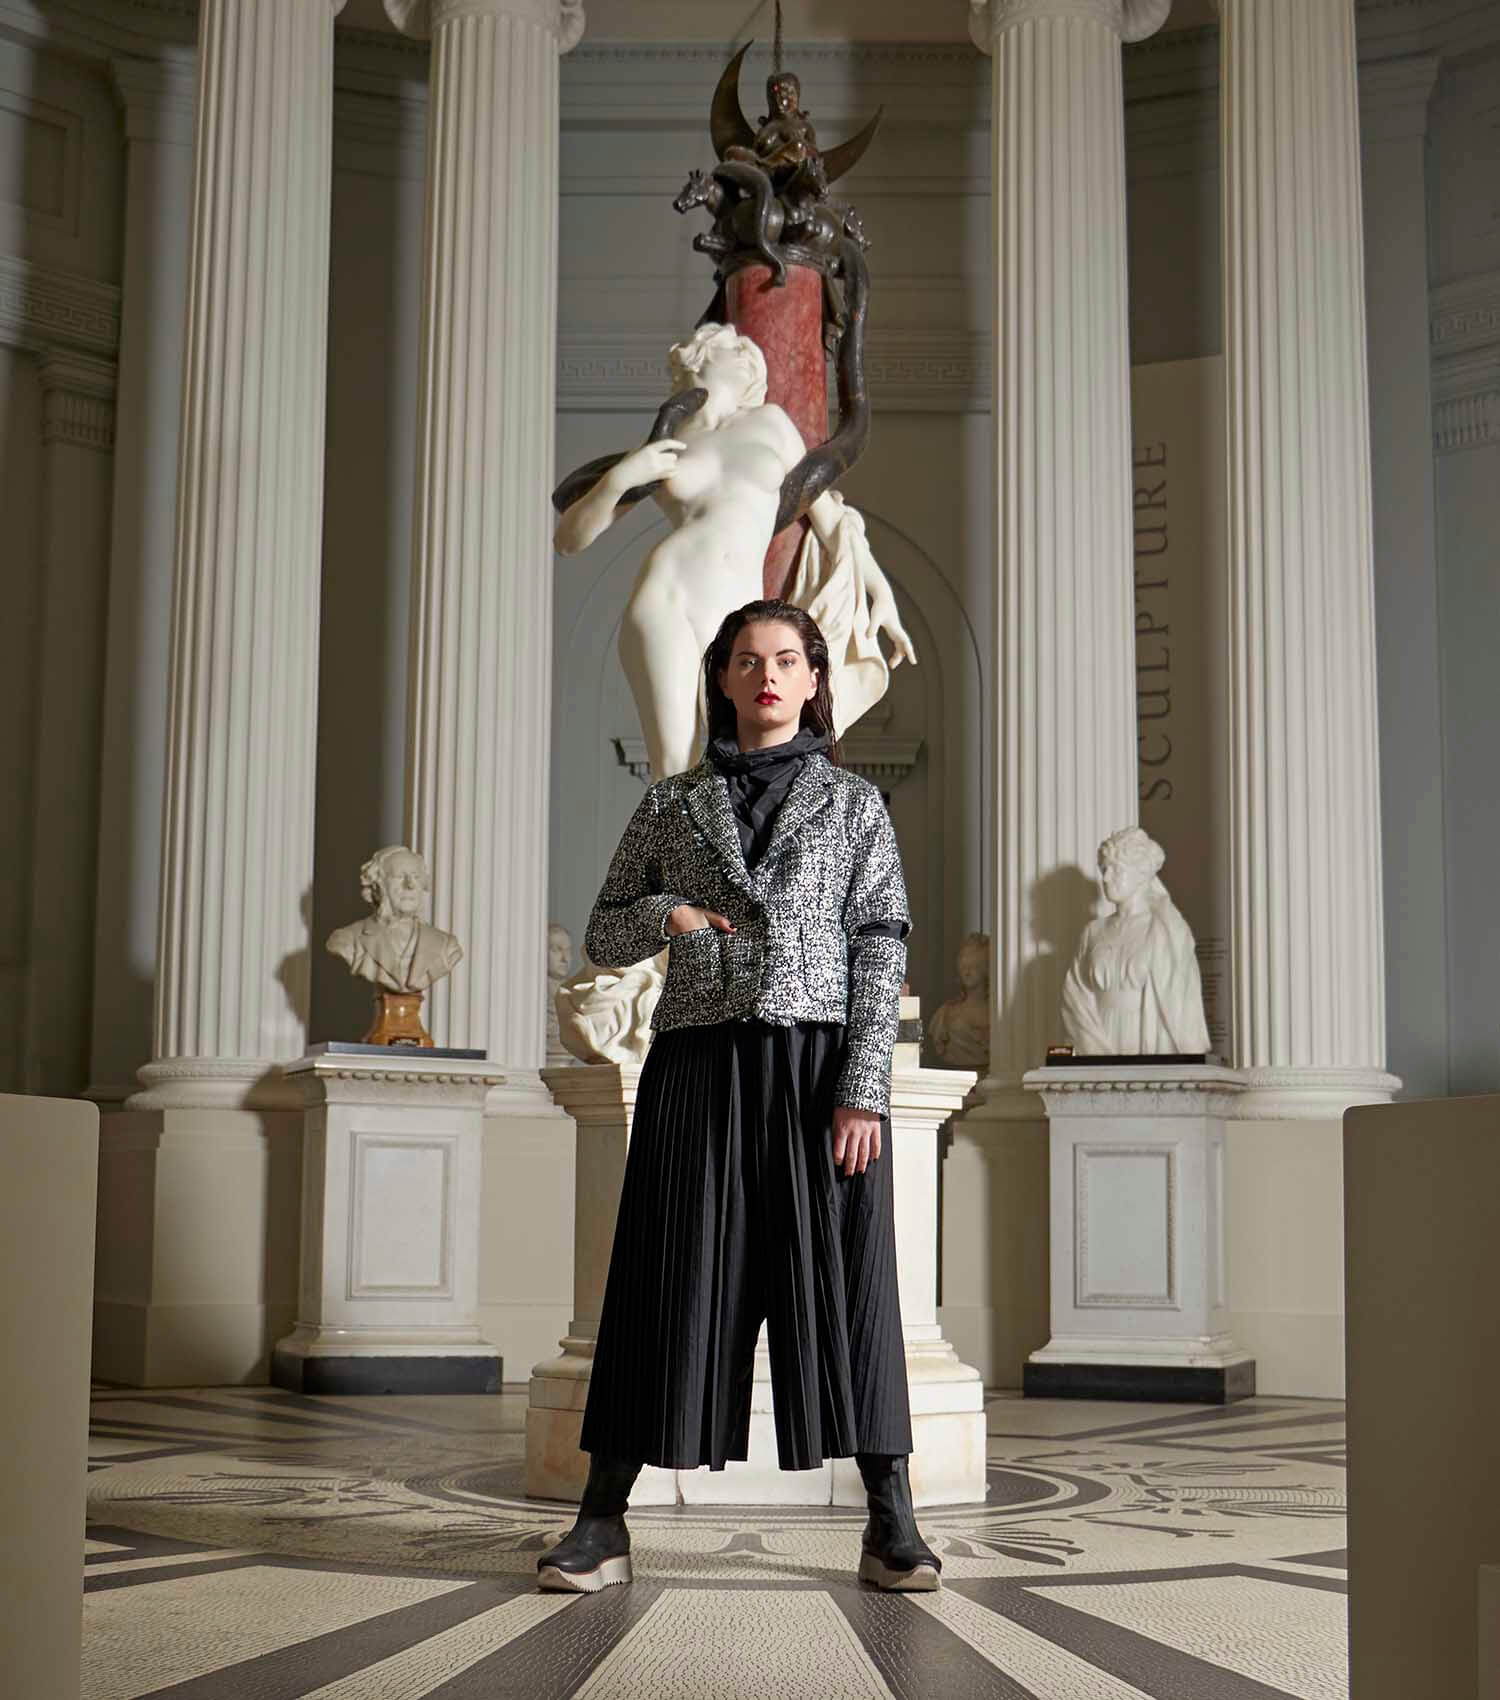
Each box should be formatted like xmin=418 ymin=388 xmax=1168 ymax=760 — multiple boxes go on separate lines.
xmin=612 ymin=438 xmax=685 ymax=490
xmin=666 ymin=904 xmax=735 ymax=937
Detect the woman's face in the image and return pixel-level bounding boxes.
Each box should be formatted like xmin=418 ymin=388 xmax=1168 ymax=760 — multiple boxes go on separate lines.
xmin=1100 ymin=853 xmax=1151 ymax=906
xmin=699 ymin=338 xmax=761 ymax=407
xmin=718 ymin=621 xmax=819 ymax=742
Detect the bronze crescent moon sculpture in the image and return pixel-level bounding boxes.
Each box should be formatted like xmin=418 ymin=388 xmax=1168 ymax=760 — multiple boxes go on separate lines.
xmin=820 ymin=109 xmax=884 ymax=188
xmin=710 ymin=40 xmax=883 ymax=184
xmin=710 ymin=41 xmax=757 ymax=160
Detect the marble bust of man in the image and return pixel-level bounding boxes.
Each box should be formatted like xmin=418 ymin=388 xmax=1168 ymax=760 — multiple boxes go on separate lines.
xmin=1060 ymin=827 xmax=1210 ymax=1056
xmin=326 ymin=845 xmax=463 ymax=995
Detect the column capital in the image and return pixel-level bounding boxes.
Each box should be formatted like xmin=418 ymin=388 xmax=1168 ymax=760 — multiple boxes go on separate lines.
xmin=968 ymin=0 xmax=1170 ymax=53
xmin=385 ymin=0 xmax=584 ymax=50
xmin=110 ymin=52 xmax=197 ymax=147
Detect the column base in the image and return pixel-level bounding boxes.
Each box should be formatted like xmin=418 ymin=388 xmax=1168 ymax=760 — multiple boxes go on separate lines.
xmin=270 ymin=1334 xmax=501 ymax=1395
xmin=1024 ymin=1354 xmax=1256 ymax=1404
xmin=1234 ymin=1067 xmax=1400 ymax=1120
xmin=129 ymin=1058 xmax=303 ymax=1110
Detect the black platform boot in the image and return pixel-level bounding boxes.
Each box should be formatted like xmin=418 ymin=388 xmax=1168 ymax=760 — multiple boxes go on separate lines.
xmin=536 ymin=1455 xmax=641 ymax=1593
xmin=855 ymin=1453 xmax=942 ymax=1592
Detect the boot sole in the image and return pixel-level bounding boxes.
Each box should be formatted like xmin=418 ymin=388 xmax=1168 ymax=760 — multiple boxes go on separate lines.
xmin=537 ymin=1554 xmax=634 ymax=1593
xmin=858 ymin=1553 xmax=941 ymax=1592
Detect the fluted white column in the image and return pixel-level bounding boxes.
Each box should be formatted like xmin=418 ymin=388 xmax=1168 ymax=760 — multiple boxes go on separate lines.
xmin=946 ymin=0 xmax=1167 ymax=1390
xmin=387 ymin=0 xmax=583 ymax=1093
xmin=133 ymin=0 xmax=345 ymax=1110
xmin=88 ymin=55 xmax=197 ymax=1105
xmin=1218 ymin=0 xmax=1397 ymax=1110
xmin=970 ymin=0 xmax=1168 ymax=1097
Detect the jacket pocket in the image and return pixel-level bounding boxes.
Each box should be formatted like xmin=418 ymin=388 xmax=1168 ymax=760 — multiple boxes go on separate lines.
xmin=665 ymin=924 xmax=721 ymax=1002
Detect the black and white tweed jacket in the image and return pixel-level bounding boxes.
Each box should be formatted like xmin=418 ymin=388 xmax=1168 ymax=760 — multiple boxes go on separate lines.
xmin=583 ymin=751 xmax=910 ymax=1116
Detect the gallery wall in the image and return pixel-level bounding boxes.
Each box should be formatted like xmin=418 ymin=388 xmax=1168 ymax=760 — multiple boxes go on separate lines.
xmin=0 ymin=4 xmax=1494 ymax=1114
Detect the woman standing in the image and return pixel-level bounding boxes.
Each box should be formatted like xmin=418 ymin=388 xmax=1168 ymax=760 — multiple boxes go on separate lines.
xmin=536 ymin=599 xmax=941 ymax=1595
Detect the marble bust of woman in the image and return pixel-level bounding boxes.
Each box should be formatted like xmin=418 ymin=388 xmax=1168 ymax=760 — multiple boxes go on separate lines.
xmin=1060 ymin=827 xmax=1210 ymax=1056
xmin=926 ymin=931 xmax=991 ymax=1070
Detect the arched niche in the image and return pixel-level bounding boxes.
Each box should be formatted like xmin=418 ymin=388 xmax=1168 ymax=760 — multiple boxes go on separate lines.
xmin=549 ymin=504 xmax=986 ymax=1021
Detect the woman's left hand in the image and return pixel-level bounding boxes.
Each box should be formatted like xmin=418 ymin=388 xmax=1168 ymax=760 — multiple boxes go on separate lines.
xmin=832 ymin=1106 xmax=882 ymax=1176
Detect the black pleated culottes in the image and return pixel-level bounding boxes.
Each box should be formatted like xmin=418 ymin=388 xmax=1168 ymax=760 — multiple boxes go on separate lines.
xmin=579 ymin=1018 xmax=913 ymax=1473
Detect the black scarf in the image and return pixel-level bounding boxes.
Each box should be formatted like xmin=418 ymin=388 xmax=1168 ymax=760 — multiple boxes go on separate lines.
xmin=707 ymin=724 xmax=830 ymax=869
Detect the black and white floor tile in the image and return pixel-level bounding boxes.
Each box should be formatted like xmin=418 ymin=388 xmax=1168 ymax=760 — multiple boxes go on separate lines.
xmin=84 ymin=1385 xmax=1347 ymax=1699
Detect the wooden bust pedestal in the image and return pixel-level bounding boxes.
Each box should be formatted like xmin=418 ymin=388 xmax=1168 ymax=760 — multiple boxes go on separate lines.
xmin=363 ymin=989 xmax=433 ymax=1048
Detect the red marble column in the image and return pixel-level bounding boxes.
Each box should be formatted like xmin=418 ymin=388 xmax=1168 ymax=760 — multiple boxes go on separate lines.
xmin=727 ymin=262 xmax=827 ymax=597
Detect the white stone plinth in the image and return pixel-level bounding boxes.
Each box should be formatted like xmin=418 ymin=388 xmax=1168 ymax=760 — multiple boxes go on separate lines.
xmin=1022 ymin=1066 xmax=1254 ymax=1401
xmin=271 ymin=1053 xmax=504 ymax=1393
xmin=528 ymin=1059 xmax=986 ymax=1506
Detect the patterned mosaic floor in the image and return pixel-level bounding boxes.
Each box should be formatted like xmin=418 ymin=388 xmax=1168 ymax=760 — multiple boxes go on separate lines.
xmin=85 ymin=1385 xmax=1347 ymax=1699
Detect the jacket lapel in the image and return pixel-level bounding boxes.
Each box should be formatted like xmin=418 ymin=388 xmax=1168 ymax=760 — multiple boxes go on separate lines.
xmin=683 ymin=762 xmax=757 ymax=898
xmin=751 ymin=754 xmax=833 ymax=884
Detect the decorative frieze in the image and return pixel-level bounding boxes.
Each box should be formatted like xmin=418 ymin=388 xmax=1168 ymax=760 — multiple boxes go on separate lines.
xmin=1433 ymin=391 xmax=1500 ymax=454
xmin=560 ymin=329 xmax=986 ymax=413
xmin=1431 ymin=270 xmax=1500 ymax=454
xmin=38 ymin=352 xmax=116 ymax=450
xmin=0 ymin=254 xmax=119 ymax=358
xmin=1431 ymin=269 xmax=1500 ymax=354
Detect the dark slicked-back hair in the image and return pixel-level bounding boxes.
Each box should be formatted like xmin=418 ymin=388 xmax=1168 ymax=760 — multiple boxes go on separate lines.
xmin=703 ymin=599 xmax=842 ymax=767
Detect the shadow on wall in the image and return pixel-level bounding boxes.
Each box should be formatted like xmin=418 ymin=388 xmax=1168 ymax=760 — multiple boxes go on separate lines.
xmin=276 ymin=886 xmax=314 ymax=1043
xmin=994 ymin=863 xmax=1100 ymax=1069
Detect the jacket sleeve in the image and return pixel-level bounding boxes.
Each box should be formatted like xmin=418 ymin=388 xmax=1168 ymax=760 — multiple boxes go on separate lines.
xmin=582 ymin=785 xmax=690 ymax=968
xmin=835 ymin=786 xmax=911 ymax=1116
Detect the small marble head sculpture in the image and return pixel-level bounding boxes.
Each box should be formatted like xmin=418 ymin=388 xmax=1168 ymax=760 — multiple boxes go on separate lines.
xmin=326 ymin=845 xmax=463 ymax=996
xmin=547 ymin=922 xmax=573 ymax=983
xmin=360 ymin=844 xmax=430 ymax=918
xmin=1059 ymin=827 xmax=1209 ymax=1057
xmin=668 ymin=322 xmax=768 ymax=410
xmin=927 ymin=931 xmax=992 ymax=1070
xmin=1097 ymin=826 xmax=1168 ymax=907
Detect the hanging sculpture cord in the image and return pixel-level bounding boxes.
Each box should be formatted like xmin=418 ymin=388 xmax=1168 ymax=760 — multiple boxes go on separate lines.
xmin=553 ymin=13 xmax=882 ymax=599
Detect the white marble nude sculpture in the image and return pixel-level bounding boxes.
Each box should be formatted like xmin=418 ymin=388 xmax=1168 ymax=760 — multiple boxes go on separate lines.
xmin=1060 ymin=827 xmax=1211 ymax=1056
xmin=554 ymin=322 xmax=916 ymax=783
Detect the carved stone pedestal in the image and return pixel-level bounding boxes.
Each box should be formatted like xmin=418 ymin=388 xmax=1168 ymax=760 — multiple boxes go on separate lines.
xmin=1021 ymin=1065 xmax=1255 ymax=1404
xmin=271 ymin=1053 xmax=505 ymax=1394
xmin=527 ymin=1043 xmax=986 ymax=1506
